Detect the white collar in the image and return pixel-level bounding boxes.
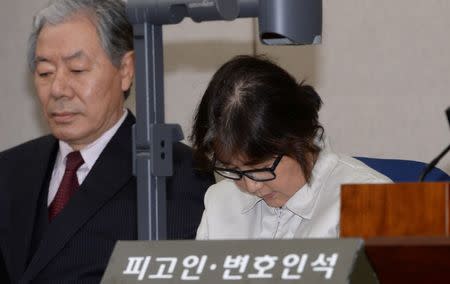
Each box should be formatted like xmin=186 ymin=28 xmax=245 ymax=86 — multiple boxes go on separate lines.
xmin=57 ymin=109 xmax=128 ymax=168
xmin=283 ymin=149 xmax=338 ymax=220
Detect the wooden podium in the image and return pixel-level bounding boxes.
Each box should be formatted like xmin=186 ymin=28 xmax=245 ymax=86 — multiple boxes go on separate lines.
xmin=340 ymin=182 xmax=450 ymax=283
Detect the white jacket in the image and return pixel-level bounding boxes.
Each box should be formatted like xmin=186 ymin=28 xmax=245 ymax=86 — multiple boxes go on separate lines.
xmin=196 ymin=145 xmax=391 ymax=240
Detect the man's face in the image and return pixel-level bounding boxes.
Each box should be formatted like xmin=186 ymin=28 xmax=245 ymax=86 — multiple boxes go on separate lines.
xmin=34 ymin=14 xmax=134 ymax=150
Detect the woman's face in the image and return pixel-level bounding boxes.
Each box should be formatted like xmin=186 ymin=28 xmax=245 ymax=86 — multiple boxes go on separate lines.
xmin=222 ymin=155 xmax=306 ymax=208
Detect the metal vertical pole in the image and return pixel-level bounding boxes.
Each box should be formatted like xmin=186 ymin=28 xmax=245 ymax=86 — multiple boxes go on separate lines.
xmin=132 ymin=23 xmax=167 ymax=240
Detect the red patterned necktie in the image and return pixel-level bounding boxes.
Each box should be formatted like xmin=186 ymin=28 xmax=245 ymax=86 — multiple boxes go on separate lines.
xmin=48 ymin=151 xmax=84 ymax=221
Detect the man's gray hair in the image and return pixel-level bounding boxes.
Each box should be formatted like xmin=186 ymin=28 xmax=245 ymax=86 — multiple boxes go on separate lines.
xmin=28 ymin=0 xmax=133 ymax=97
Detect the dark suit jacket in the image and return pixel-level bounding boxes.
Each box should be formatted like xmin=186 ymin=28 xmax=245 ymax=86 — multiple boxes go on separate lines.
xmin=0 ymin=113 xmax=214 ymax=283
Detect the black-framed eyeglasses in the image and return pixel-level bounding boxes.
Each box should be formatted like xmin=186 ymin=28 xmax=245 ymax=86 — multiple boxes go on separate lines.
xmin=213 ymin=155 xmax=284 ymax=182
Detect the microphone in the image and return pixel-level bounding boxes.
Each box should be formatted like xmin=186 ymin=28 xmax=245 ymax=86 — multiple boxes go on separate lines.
xmin=447 ymin=106 xmax=450 ymax=127
xmin=419 ymin=106 xmax=450 ymax=181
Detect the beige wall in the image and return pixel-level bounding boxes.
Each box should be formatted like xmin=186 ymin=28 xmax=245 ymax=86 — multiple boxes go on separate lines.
xmin=1 ymin=0 xmax=449 ymax=174
xmin=163 ymin=18 xmax=255 ymax=139
xmin=0 ymin=1 xmax=49 ymax=149
xmin=257 ymin=0 xmax=450 ymax=173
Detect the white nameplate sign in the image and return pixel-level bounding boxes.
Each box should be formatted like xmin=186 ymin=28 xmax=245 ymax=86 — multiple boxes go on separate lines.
xmin=101 ymin=238 xmax=377 ymax=284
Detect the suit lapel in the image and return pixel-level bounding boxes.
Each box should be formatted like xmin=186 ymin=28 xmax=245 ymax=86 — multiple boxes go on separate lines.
xmin=22 ymin=113 xmax=135 ymax=281
xmin=8 ymin=136 xmax=58 ymax=281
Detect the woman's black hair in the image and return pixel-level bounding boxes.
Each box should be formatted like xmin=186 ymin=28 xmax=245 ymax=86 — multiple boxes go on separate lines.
xmin=190 ymin=55 xmax=323 ymax=182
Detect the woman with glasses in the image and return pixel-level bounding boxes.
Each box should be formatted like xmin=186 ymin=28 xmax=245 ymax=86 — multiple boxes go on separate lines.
xmin=191 ymin=55 xmax=390 ymax=240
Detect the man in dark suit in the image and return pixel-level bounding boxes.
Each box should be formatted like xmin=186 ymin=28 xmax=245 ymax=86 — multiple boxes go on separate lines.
xmin=0 ymin=0 xmax=214 ymax=283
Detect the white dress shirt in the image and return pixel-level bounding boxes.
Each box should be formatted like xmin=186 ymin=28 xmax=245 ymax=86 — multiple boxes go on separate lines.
xmin=196 ymin=141 xmax=392 ymax=240
xmin=47 ymin=110 xmax=128 ymax=205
